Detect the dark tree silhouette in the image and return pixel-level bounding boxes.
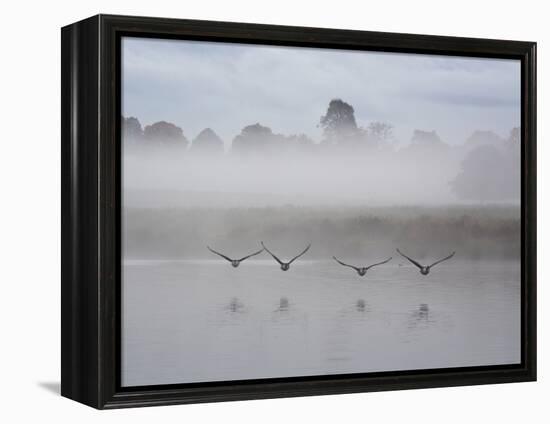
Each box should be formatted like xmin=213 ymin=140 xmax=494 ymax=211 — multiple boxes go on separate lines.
xmin=319 ymin=99 xmax=360 ymax=143
xmin=191 ymin=128 xmax=224 ymax=153
xmin=143 ymin=121 xmax=189 ymax=147
xmin=122 ymin=116 xmax=144 ymax=143
xmin=231 ymin=123 xmax=283 ymax=153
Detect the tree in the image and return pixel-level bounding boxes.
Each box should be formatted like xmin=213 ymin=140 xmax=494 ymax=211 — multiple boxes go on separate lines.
xmin=191 ymin=128 xmax=224 ymax=153
xmin=231 ymin=123 xmax=282 ymax=153
xmin=319 ymin=99 xmax=360 ymax=143
xmin=507 ymin=127 xmax=520 ymax=145
xmin=122 ymin=116 xmax=144 ymax=143
xmin=408 ymin=130 xmax=448 ymax=152
xmin=367 ymin=122 xmax=394 ymax=146
xmin=450 ymin=144 xmax=519 ymax=201
xmin=283 ymin=133 xmax=315 ymax=153
xmin=506 ymin=127 xmax=520 ymax=156
xmin=143 ymin=121 xmax=189 ymax=147
xmin=465 ymin=130 xmax=504 ymax=148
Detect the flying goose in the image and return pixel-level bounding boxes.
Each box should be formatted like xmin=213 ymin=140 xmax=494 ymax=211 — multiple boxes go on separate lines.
xmin=261 ymin=242 xmax=311 ymax=271
xmin=333 ymin=256 xmax=392 ymax=276
xmin=207 ymin=246 xmax=264 ymax=267
xmin=396 ymin=248 xmax=455 ymax=275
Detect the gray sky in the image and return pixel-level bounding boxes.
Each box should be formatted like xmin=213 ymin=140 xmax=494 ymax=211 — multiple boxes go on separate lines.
xmin=122 ymin=36 xmax=520 ymax=147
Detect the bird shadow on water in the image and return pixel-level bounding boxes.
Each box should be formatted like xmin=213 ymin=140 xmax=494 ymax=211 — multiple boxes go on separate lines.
xmin=37 ymin=381 xmax=60 ymax=395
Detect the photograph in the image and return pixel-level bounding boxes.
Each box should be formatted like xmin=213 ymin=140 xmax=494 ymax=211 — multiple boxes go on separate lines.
xmin=121 ymin=36 xmax=522 ymax=387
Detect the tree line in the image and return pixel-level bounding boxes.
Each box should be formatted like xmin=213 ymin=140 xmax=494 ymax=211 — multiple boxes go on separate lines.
xmin=123 ymin=98 xmax=521 ymax=202
xmin=123 ymin=99 xmax=397 ymax=153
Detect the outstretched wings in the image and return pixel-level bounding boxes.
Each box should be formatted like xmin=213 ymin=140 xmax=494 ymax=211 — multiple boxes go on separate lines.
xmin=365 ymin=257 xmax=393 ymax=270
xmin=396 ymin=249 xmax=423 ymax=270
xmin=261 ymin=242 xmax=284 ymax=265
xmin=333 ymin=256 xmax=360 ymax=271
xmin=288 ymin=244 xmax=311 ymax=264
xmin=428 ymin=252 xmax=455 ymax=268
xmin=237 ymin=248 xmax=265 ymax=262
xmin=207 ymin=246 xmax=233 ymax=262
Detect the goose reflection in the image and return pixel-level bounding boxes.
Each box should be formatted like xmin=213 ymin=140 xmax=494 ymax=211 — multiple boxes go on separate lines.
xmin=417 ymin=303 xmax=429 ymax=320
xmin=408 ymin=303 xmax=432 ymax=329
xmin=226 ymin=297 xmax=244 ymax=313
xmin=356 ymin=299 xmax=367 ymax=312
xmin=275 ymin=297 xmax=290 ymax=312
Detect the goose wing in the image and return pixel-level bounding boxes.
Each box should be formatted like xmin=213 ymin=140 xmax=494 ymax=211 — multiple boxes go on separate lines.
xmin=428 ymin=252 xmax=455 ymax=268
xmin=333 ymin=256 xmax=360 ymax=271
xmin=237 ymin=248 xmax=264 ymax=262
xmin=396 ymin=249 xmax=423 ymax=270
xmin=365 ymin=257 xmax=392 ymax=270
xmin=261 ymin=242 xmax=284 ymax=265
xmin=207 ymin=246 xmax=233 ymax=263
xmin=288 ymin=244 xmax=311 ymax=264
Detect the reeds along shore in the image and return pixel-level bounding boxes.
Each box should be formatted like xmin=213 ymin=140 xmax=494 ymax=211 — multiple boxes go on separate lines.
xmin=123 ymin=205 xmax=520 ymax=261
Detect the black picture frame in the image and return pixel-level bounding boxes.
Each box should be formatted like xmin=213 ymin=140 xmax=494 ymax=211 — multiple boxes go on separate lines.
xmin=61 ymin=14 xmax=537 ymax=409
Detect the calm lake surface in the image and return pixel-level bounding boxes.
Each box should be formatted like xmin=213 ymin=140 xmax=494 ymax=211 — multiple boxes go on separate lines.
xmin=121 ymin=259 xmax=520 ymax=386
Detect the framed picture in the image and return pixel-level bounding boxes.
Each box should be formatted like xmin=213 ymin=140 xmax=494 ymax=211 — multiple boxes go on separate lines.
xmin=61 ymin=14 xmax=536 ymax=409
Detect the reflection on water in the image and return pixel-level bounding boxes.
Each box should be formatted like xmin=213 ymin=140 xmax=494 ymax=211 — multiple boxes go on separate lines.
xmin=407 ymin=303 xmax=433 ymax=330
xmin=122 ymin=259 xmax=521 ymax=386
xmin=356 ymin=299 xmax=367 ymax=313
xmin=275 ymin=296 xmax=290 ymax=312
xmin=226 ymin=297 xmax=245 ymax=314
xmin=414 ymin=303 xmax=430 ymax=322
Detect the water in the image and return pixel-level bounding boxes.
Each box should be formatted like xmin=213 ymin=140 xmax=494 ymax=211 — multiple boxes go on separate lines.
xmin=121 ymin=259 xmax=520 ymax=386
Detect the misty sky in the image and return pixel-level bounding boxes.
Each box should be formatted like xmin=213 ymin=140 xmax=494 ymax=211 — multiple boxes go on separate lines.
xmin=122 ymin=36 xmax=520 ymax=147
